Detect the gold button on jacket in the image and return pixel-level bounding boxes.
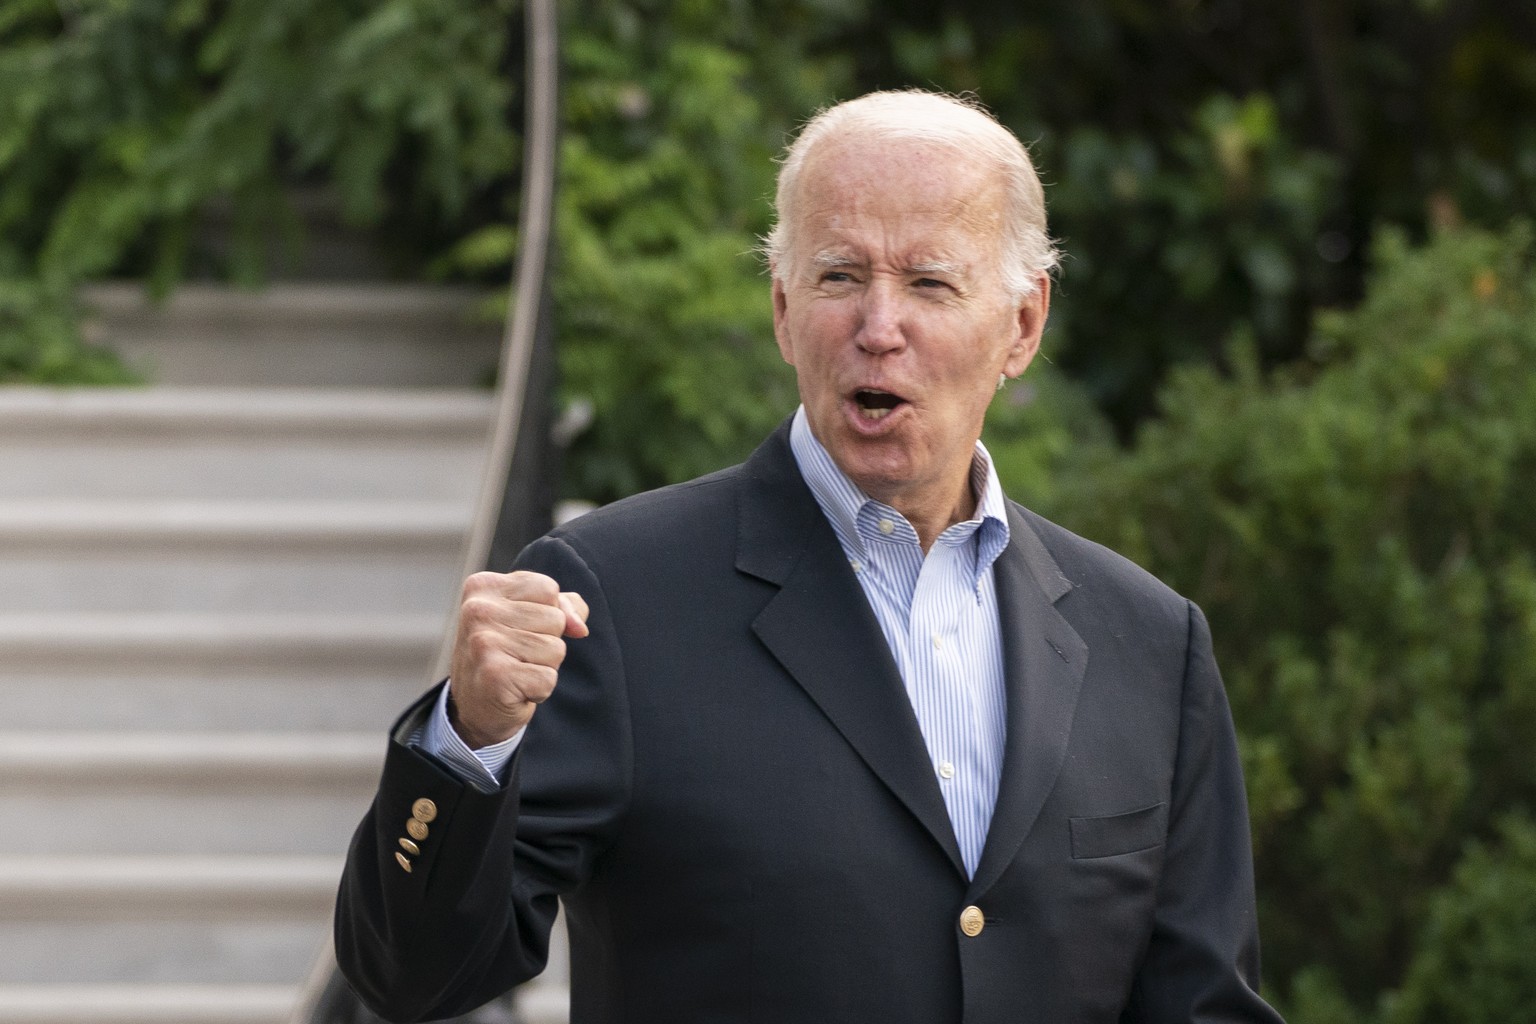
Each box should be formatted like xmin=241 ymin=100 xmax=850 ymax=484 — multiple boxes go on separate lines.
xmin=411 ymin=798 xmax=438 ymax=823
xmin=959 ymin=905 xmax=985 ymax=937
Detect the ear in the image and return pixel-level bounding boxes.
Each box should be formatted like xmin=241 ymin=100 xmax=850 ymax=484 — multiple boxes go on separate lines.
xmin=1002 ymin=274 xmax=1050 ymax=379
xmin=771 ymin=274 xmax=796 ymax=366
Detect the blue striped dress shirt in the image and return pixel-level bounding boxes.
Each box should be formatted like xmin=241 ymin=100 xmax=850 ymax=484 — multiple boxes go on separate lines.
xmin=788 ymin=407 xmax=1010 ymax=878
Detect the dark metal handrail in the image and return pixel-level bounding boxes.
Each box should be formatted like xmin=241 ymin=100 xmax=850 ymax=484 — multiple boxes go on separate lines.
xmin=439 ymin=0 xmax=562 ymax=658
xmin=290 ymin=0 xmax=560 ymax=1019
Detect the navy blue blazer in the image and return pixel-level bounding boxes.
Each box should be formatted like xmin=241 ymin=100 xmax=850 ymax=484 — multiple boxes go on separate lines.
xmin=335 ymin=421 xmax=1283 ymax=1024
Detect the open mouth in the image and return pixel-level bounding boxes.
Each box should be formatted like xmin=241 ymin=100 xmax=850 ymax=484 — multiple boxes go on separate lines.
xmin=853 ymin=389 xmax=907 ymax=421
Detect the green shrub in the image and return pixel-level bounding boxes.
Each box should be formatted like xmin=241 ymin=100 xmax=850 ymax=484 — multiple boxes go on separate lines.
xmin=1042 ymin=224 xmax=1536 ymax=1018
xmin=0 ymin=278 xmax=136 ymax=384
xmin=1382 ymin=814 xmax=1536 ymax=1024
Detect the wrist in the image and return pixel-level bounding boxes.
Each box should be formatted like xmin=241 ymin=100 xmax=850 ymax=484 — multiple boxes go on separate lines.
xmin=446 ymin=689 xmax=524 ymax=750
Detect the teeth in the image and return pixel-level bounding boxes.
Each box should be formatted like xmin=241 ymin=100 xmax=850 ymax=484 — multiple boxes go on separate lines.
xmin=858 ymin=407 xmax=891 ymax=420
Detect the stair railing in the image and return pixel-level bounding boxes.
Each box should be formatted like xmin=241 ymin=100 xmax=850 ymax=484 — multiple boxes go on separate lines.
xmin=290 ymin=0 xmax=560 ymax=1019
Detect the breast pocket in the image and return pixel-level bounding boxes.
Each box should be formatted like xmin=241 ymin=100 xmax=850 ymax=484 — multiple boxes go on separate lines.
xmin=1069 ymin=801 xmax=1168 ymax=859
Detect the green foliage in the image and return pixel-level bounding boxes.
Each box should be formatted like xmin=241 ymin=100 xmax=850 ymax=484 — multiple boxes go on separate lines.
xmin=983 ymin=360 xmax=1113 ymax=508
xmin=1382 ymin=814 xmax=1536 ymax=1024
xmin=0 ymin=0 xmax=864 ymax=474
xmin=550 ymin=3 xmax=795 ymax=501
xmin=0 ymin=0 xmax=518 ymax=380
xmin=1041 ymin=224 xmax=1536 ymax=1020
xmin=540 ymin=0 xmax=1113 ymax=503
xmin=491 ymin=0 xmax=862 ymax=502
xmin=838 ymin=0 xmax=1536 ymax=430
xmin=0 ymin=278 xmax=137 ymax=384
xmin=1043 ymin=94 xmax=1339 ymax=427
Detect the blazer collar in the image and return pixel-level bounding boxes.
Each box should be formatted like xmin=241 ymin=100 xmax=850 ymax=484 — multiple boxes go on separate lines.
xmin=968 ymin=501 xmax=1088 ymax=897
xmin=738 ymin=422 xmax=1089 ymax=889
xmin=740 ymin=423 xmax=966 ymax=875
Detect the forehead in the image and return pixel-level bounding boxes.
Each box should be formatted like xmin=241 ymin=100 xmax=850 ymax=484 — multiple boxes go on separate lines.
xmin=790 ymin=135 xmax=1005 ymax=261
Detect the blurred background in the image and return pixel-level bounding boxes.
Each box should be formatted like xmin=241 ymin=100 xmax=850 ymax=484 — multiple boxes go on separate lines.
xmin=3 ymin=1 xmax=1536 ymax=1022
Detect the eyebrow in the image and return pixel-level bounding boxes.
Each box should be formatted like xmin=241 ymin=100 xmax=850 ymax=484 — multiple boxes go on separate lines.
xmin=808 ymin=252 xmax=966 ymax=277
xmin=810 ymin=251 xmax=858 ymax=271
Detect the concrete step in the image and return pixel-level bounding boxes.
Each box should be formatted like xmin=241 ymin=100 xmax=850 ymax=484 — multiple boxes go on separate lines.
xmin=0 ymin=917 xmax=326 ymax=984
xmin=0 ymin=500 xmax=468 ymax=615
xmin=0 ymin=733 xmax=380 ymax=856
xmin=519 ymin=986 xmax=572 ymax=1024
xmin=0 ymin=292 xmax=500 ymax=1006
xmin=0 ymin=387 xmax=492 ymax=503
xmin=0 ymin=855 xmax=340 ymax=920
xmin=84 ymin=281 xmax=502 ymax=388
xmin=0 ymin=499 xmax=469 ymax=546
xmin=0 ymin=667 xmax=430 ymax=733
xmin=0 ymin=984 xmax=297 ymax=1024
xmin=0 ymin=732 xmax=381 ymax=784
xmin=0 ymin=858 xmax=336 ymax=986
xmin=0 ymin=614 xmax=440 ymax=733
xmin=0 ymin=612 xmax=442 ymax=666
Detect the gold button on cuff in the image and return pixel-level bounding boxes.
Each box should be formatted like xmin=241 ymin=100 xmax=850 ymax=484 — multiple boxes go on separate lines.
xmin=959 ymin=905 xmax=985 ymax=937
xmin=398 ymin=837 xmax=421 ymax=856
xmin=412 ymin=798 xmax=438 ymax=823
xmin=395 ymin=851 xmax=413 ymax=873
xmin=406 ymin=818 xmax=430 ymax=842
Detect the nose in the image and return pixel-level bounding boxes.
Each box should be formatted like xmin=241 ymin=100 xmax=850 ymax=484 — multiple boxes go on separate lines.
xmin=854 ymin=281 xmax=906 ymax=355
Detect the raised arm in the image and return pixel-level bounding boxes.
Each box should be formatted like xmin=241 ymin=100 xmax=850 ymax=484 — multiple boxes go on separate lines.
xmin=334 ymin=535 xmax=628 ymax=1022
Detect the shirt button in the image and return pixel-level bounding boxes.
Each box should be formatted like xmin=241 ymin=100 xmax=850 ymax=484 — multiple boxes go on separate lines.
xmin=877 ymin=518 xmax=895 ymax=535
xmin=931 ymin=633 xmax=943 ymax=651
xmin=849 ymin=559 xmax=863 ymax=573
xmin=938 ymin=761 xmax=955 ymax=780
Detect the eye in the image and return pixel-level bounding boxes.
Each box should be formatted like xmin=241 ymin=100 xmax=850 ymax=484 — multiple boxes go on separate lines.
xmin=914 ymin=277 xmax=951 ymax=291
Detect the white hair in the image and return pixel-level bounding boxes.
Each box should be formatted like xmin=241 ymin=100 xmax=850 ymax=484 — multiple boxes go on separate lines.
xmin=764 ymin=89 xmax=1059 ymax=301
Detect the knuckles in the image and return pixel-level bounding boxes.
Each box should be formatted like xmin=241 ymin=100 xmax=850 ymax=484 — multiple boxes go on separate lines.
xmin=518 ymin=664 xmax=559 ymax=702
xmin=457 ymin=593 xmax=501 ymax=627
xmin=461 ymin=569 xmax=560 ymax=604
xmin=519 ymin=631 xmax=567 ymax=666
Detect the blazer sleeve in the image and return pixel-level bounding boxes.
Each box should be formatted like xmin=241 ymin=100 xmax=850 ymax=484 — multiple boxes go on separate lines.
xmin=1125 ymin=601 xmax=1285 ymax=1024
xmin=333 ymin=533 xmax=631 ymax=1022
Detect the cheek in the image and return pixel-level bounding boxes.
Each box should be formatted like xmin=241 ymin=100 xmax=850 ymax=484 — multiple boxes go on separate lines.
xmin=788 ymin=314 xmax=843 ymax=364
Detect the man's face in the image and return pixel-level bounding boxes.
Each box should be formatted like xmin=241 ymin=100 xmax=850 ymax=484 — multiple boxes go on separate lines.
xmin=772 ymin=135 xmax=1048 ymax=527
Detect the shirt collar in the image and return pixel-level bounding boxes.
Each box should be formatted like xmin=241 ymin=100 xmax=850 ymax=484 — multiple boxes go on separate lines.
xmin=788 ymin=406 xmax=1011 ymax=578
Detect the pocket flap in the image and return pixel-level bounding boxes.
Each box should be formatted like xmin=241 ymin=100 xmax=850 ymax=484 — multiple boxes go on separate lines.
xmin=1069 ymin=802 xmax=1168 ymax=859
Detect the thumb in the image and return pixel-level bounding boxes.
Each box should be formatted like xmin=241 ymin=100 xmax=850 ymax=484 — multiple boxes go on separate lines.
xmin=558 ymin=591 xmax=590 ymax=638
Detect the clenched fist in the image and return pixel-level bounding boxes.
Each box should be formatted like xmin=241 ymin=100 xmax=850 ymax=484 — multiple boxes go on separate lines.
xmin=448 ymin=570 xmax=590 ymax=748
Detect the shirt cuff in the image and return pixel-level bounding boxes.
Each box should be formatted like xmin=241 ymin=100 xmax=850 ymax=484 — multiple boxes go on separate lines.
xmin=409 ymin=682 xmax=524 ymax=793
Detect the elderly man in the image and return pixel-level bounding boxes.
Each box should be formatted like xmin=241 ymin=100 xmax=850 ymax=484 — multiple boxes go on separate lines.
xmin=336 ymin=90 xmax=1283 ymax=1024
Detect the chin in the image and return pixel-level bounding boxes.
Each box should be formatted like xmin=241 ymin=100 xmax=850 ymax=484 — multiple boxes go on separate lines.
xmin=838 ymin=452 xmax=916 ymax=500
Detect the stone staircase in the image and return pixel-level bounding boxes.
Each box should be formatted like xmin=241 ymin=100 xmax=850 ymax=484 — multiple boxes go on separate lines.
xmin=0 ymin=286 xmax=499 ymax=1023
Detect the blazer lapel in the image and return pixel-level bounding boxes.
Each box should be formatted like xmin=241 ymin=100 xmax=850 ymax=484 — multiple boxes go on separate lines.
xmin=968 ymin=503 xmax=1088 ymax=898
xmin=738 ymin=426 xmax=966 ymax=878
